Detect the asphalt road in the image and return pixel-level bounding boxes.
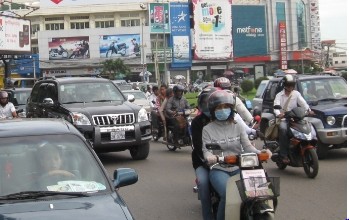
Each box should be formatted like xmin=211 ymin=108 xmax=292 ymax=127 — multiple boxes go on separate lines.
xmin=99 ymin=140 xmax=347 ymax=220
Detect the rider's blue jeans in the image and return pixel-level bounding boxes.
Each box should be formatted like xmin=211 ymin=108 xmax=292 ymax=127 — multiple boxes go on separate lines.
xmin=209 ymin=168 xmax=240 ymax=220
xmin=195 ymin=166 xmax=213 ymax=220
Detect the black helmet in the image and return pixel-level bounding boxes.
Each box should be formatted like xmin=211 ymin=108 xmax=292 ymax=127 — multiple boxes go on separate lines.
xmin=208 ymin=90 xmax=235 ymax=120
xmin=197 ymin=87 xmax=219 ymax=117
xmin=173 ymin=85 xmax=185 ymax=98
xmin=213 ymin=77 xmax=231 ymax=90
xmin=283 ymin=74 xmax=296 ymax=87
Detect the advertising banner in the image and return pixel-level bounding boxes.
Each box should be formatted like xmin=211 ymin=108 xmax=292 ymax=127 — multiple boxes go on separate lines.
xmin=309 ymin=0 xmax=321 ymax=56
xmin=149 ymin=3 xmax=170 ymax=34
xmin=99 ymin=34 xmax=141 ymax=59
xmin=232 ymin=5 xmax=267 ymax=57
xmin=41 ymin=0 xmax=144 ymax=8
xmin=279 ymin=22 xmax=288 ymax=70
xmin=193 ymin=0 xmax=232 ymax=60
xmin=0 ymin=16 xmax=31 ymax=54
xmin=170 ymin=2 xmax=191 ymax=68
xmin=48 ymin=36 xmax=89 ymax=60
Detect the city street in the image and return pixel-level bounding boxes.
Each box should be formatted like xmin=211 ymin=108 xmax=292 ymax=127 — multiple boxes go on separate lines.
xmin=100 ymin=140 xmax=347 ymax=220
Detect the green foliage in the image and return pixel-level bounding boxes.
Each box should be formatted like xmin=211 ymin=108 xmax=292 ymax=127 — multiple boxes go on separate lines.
xmin=100 ymin=59 xmax=131 ymax=80
xmin=254 ymin=76 xmax=269 ymax=89
xmin=184 ymin=92 xmax=199 ymax=108
xmin=240 ymin=79 xmax=254 ymax=93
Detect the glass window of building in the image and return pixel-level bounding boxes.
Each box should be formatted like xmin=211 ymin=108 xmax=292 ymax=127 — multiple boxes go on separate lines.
xmin=70 ymin=22 xmax=90 ymax=29
xmin=95 ymin=21 xmax=115 ymax=28
xmin=120 ymin=19 xmax=141 ymax=27
xmin=31 ymin=24 xmax=40 ymax=35
xmin=45 ymin=23 xmax=64 ymax=30
xmin=296 ymin=1 xmax=307 ymax=49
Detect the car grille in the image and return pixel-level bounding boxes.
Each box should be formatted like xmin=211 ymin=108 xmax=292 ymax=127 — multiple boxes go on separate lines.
xmin=335 ymin=115 xmax=347 ymax=127
xmin=92 ymin=113 xmax=135 ymax=126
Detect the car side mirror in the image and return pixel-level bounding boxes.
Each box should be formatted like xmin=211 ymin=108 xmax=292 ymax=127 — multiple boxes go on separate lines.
xmin=42 ymin=98 xmax=54 ymax=107
xmin=113 ymin=168 xmax=138 ymax=188
xmin=273 ymin=105 xmax=282 ymax=110
xmin=127 ymin=94 xmax=135 ymax=102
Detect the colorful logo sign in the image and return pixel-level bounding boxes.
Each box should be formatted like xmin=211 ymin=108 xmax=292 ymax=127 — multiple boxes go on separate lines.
xmin=279 ymin=21 xmax=288 ymax=70
xmin=232 ymin=5 xmax=268 ymax=57
xmin=193 ymin=0 xmax=232 ymax=60
xmin=170 ymin=2 xmax=191 ymax=68
xmin=149 ymin=3 xmax=170 ymax=34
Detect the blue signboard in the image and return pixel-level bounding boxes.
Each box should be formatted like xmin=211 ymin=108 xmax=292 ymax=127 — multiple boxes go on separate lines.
xmin=232 ymin=5 xmax=268 ymax=57
xmin=10 ymin=54 xmax=40 ymax=78
xmin=169 ymin=2 xmax=192 ymax=68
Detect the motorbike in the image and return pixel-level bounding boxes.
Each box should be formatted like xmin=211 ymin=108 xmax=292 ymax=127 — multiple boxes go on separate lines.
xmin=264 ymin=106 xmax=319 ymax=179
xmin=165 ymin=109 xmax=194 ymax=151
xmin=151 ymin=110 xmax=164 ymax=141
xmin=106 ymin=42 xmax=127 ymax=58
xmin=69 ymin=43 xmax=89 ymax=59
xmin=203 ymin=144 xmax=279 ymax=220
xmin=49 ymin=45 xmax=69 ymax=58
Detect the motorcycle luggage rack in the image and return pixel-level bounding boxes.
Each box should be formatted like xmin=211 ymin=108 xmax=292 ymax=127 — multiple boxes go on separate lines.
xmin=236 ymin=177 xmax=280 ymax=202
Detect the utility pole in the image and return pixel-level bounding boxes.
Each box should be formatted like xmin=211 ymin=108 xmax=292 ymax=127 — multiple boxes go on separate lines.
xmin=162 ymin=0 xmax=168 ymax=85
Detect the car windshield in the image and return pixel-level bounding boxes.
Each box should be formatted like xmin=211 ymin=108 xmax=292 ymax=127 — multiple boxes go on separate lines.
xmin=255 ymin=81 xmax=268 ymax=98
xmin=59 ymin=82 xmax=124 ymax=103
xmin=300 ymin=77 xmax=347 ymax=102
xmin=0 ymin=134 xmax=110 ymax=196
xmin=123 ymin=91 xmax=147 ymax=100
xmin=13 ymin=90 xmax=31 ymax=105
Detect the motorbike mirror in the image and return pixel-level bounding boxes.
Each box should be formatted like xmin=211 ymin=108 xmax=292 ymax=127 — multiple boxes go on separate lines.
xmin=273 ymin=105 xmax=282 ymax=110
xmin=254 ymin=115 xmax=261 ymax=123
xmin=205 ymin=144 xmax=221 ymax=150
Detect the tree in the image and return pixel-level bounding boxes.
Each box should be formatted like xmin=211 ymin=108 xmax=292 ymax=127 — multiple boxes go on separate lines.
xmin=240 ymin=79 xmax=254 ymax=93
xmin=100 ymin=59 xmax=131 ymax=80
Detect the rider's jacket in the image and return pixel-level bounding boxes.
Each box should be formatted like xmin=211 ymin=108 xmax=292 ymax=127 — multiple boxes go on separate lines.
xmin=165 ymin=96 xmax=190 ymax=118
xmin=0 ymin=102 xmax=15 ymax=119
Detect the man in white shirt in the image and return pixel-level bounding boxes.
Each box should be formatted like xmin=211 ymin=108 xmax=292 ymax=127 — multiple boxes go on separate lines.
xmin=274 ymin=74 xmax=314 ymax=164
xmin=0 ymin=91 xmax=17 ymax=119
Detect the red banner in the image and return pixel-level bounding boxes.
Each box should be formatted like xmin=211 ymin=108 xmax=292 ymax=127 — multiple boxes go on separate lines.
xmin=279 ymin=21 xmax=287 ymax=70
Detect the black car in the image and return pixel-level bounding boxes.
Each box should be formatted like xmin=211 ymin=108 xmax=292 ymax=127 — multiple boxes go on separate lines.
xmin=0 ymin=118 xmax=138 ymax=219
xmin=3 ymin=87 xmax=32 ymax=117
xmin=259 ymin=75 xmax=347 ymax=159
xmin=26 ymin=76 xmax=152 ymax=160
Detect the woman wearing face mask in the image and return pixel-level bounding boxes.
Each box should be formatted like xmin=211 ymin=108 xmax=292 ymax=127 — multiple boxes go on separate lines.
xmin=202 ymin=90 xmax=261 ymax=220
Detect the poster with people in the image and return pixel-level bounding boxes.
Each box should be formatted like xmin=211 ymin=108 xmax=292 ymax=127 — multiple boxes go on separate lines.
xmin=99 ymin=34 xmax=141 ymax=59
xmin=48 ymin=36 xmax=90 ymax=60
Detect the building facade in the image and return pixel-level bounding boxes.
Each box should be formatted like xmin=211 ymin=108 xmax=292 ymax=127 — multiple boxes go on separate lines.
xmin=5 ymin=0 xmax=322 ymax=83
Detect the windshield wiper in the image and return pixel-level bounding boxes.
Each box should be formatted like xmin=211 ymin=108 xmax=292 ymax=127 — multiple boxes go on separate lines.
xmin=62 ymin=101 xmax=85 ymax=104
xmin=92 ymin=99 xmax=113 ymax=102
xmin=317 ymin=98 xmax=339 ymax=102
xmin=0 ymin=191 xmax=90 ymax=200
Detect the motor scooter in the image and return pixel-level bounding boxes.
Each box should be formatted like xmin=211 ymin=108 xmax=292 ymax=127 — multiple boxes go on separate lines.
xmin=165 ymin=109 xmax=194 ymax=151
xmin=205 ymin=144 xmax=279 ymax=220
xmin=264 ymin=106 xmax=319 ymax=178
xmin=106 ymin=42 xmax=127 ymax=58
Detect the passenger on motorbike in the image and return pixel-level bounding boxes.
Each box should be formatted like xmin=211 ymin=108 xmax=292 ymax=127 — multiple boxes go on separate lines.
xmin=213 ymin=77 xmax=254 ymax=126
xmin=274 ymin=74 xmax=315 ymax=164
xmin=159 ymin=88 xmax=173 ymax=140
xmin=0 ymin=91 xmax=17 ymax=119
xmin=165 ymin=85 xmax=190 ymax=144
xmin=202 ymin=90 xmax=262 ymax=220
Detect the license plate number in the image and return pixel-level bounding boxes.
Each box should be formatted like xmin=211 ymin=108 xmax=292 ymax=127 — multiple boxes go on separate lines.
xmin=111 ymin=131 xmax=125 ymax=140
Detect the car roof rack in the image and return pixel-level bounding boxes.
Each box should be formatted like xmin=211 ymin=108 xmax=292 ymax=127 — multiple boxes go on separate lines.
xmin=38 ymin=74 xmax=102 ymax=80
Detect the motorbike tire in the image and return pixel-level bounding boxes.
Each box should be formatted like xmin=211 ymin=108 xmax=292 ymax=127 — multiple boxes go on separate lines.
xmin=151 ymin=123 xmax=160 ymax=141
xmin=69 ymin=54 xmax=76 ymax=59
xmin=256 ymin=213 xmax=274 ymax=220
xmin=303 ymin=148 xmax=319 ymax=178
xmin=276 ymin=161 xmax=287 ymax=170
xmin=120 ymin=49 xmax=126 ymax=56
xmin=166 ymin=130 xmax=177 ymax=151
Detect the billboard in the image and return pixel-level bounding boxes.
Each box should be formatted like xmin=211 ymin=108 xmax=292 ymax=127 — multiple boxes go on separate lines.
xmin=0 ymin=15 xmax=31 ymax=54
xmin=193 ymin=0 xmax=232 ymax=60
xmin=149 ymin=3 xmax=170 ymax=34
xmin=41 ymin=0 xmax=144 ymax=8
xmin=48 ymin=36 xmax=90 ymax=60
xmin=279 ymin=22 xmax=288 ymax=70
xmin=99 ymin=34 xmax=141 ymax=59
xmin=170 ymin=2 xmax=191 ymax=68
xmin=232 ymin=5 xmax=267 ymax=57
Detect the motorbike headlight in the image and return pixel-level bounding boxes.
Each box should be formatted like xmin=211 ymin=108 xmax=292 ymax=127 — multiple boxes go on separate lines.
xmin=70 ymin=112 xmax=91 ymax=125
xmin=326 ymin=116 xmax=336 ymax=126
xmin=138 ymin=108 xmax=148 ymax=122
xmin=240 ymin=153 xmax=259 ymax=168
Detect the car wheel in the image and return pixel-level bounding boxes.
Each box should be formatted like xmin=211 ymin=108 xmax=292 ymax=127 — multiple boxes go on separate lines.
xmin=129 ymin=142 xmax=150 ymax=160
xmin=316 ymin=140 xmax=329 ymax=159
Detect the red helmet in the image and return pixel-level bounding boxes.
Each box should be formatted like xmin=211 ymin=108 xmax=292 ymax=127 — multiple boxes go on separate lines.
xmin=213 ymin=77 xmax=231 ymax=90
xmin=208 ymin=90 xmax=235 ymax=119
xmin=197 ymin=87 xmax=219 ymax=117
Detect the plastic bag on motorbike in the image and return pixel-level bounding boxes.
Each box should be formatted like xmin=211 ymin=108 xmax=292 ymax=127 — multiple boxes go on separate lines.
xmin=265 ymin=119 xmax=280 ymax=141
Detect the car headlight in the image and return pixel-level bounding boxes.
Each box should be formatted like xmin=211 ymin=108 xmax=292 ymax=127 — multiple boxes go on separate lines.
xmin=240 ymin=153 xmax=259 ymax=168
xmin=70 ymin=112 xmax=91 ymax=125
xmin=138 ymin=108 xmax=148 ymax=122
xmin=326 ymin=116 xmax=336 ymax=125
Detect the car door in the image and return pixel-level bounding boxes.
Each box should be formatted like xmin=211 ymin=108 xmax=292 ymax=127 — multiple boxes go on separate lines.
xmin=27 ymin=82 xmax=46 ymax=118
xmin=261 ymin=80 xmax=280 ymax=113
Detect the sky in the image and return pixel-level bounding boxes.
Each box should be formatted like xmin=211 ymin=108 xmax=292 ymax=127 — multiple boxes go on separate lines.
xmin=319 ymin=0 xmax=347 ymax=50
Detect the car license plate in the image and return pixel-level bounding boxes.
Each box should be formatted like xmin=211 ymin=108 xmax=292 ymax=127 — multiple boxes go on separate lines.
xmin=110 ymin=131 xmax=125 ymax=140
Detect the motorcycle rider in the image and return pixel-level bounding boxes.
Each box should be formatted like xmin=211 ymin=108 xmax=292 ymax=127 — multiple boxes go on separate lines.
xmin=202 ymin=90 xmax=262 ymax=220
xmin=165 ymin=85 xmax=190 ymax=144
xmin=274 ymin=74 xmax=315 ymax=164
xmin=0 ymin=91 xmax=17 ymax=119
xmin=213 ymin=77 xmax=254 ymax=126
